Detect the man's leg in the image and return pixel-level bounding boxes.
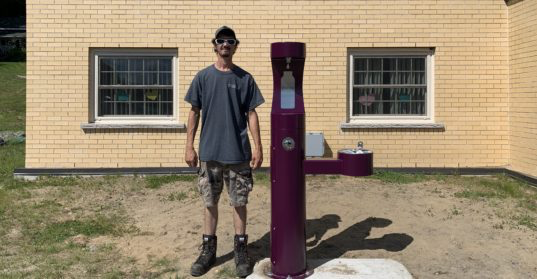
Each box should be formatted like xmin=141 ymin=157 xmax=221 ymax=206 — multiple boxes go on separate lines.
xmin=205 ymin=206 xmax=218 ymax=235
xmin=191 ymin=161 xmax=223 ymax=277
xmin=233 ymin=205 xmax=247 ymax=235
xmin=226 ymin=162 xmax=254 ymax=277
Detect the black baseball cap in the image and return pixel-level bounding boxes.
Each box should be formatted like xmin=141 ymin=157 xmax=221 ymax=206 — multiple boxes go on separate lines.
xmin=214 ymin=26 xmax=237 ymax=39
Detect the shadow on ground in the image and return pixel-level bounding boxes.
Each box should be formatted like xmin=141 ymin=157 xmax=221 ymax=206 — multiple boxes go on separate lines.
xmin=214 ymin=215 xmax=413 ymax=270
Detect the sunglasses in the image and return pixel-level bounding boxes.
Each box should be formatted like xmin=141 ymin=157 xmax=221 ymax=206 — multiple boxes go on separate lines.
xmin=214 ymin=38 xmax=238 ymax=45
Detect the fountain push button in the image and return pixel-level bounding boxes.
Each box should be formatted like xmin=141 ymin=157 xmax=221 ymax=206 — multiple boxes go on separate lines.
xmin=282 ymin=137 xmax=295 ymax=151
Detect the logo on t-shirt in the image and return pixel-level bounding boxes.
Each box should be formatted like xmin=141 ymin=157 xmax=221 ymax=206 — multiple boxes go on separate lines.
xmin=227 ymin=83 xmax=237 ymax=89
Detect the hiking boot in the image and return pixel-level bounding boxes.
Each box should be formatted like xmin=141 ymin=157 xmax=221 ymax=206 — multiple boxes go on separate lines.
xmin=234 ymin=234 xmax=251 ymax=277
xmin=190 ymin=234 xmax=217 ymax=277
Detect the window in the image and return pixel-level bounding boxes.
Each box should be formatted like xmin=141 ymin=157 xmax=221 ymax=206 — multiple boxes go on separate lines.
xmin=349 ymin=48 xmax=435 ymax=124
xmin=91 ymin=49 xmax=177 ymax=123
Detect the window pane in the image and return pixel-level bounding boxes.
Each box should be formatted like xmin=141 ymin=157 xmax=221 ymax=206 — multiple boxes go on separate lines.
xmin=398 ymin=58 xmax=411 ymax=71
xmin=146 ymin=103 xmax=159 ymax=115
xmin=398 ymin=72 xmax=412 ymax=84
xmin=413 ymin=58 xmax=425 ymax=71
xmin=412 ymin=101 xmax=425 ymax=114
xmin=144 ymin=73 xmax=158 ymax=85
xmin=145 ymin=89 xmax=159 ymax=101
xmin=414 ymin=72 xmax=425 ymax=84
xmin=129 ymin=72 xmax=144 ymax=85
xmin=134 ymin=89 xmax=145 ymax=101
xmin=383 ymin=58 xmax=396 ymax=71
xmin=115 ymin=89 xmax=129 ymax=102
xmin=164 ymin=103 xmax=173 ymax=116
xmin=134 ymin=102 xmax=144 ymax=115
xmin=354 ymin=72 xmax=366 ymax=85
xmin=144 ymin=59 xmax=158 ymax=71
xmin=100 ymin=59 xmax=113 ymax=71
xmin=383 ymin=71 xmax=396 ymax=84
xmin=371 ymin=101 xmax=384 ymax=114
xmin=100 ymin=72 xmax=112 ymax=85
xmin=354 ymin=58 xmax=367 ymax=71
xmin=353 ymin=87 xmax=363 ymax=102
xmin=161 ymin=89 xmax=173 ymax=101
xmin=115 ymin=72 xmax=128 ymax=85
xmin=98 ymin=89 xmax=112 ymax=116
xmin=116 ymin=59 xmax=128 ymax=71
xmin=159 ymin=59 xmax=172 ymax=71
xmin=159 ymin=72 xmax=172 ymax=85
xmin=412 ymin=87 xmax=426 ymax=101
xmin=129 ymin=59 xmax=143 ymax=71
xmin=369 ymin=72 xmax=382 ymax=84
xmin=369 ymin=58 xmax=382 ymax=71
xmin=117 ymin=102 xmax=129 ymax=115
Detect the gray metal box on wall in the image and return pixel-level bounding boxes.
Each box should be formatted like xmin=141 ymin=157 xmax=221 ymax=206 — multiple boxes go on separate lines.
xmin=306 ymin=132 xmax=324 ymax=157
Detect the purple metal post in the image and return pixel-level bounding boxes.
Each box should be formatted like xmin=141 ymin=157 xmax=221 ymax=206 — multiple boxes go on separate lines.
xmin=270 ymin=42 xmax=308 ymax=278
xmin=269 ymin=42 xmax=373 ymax=278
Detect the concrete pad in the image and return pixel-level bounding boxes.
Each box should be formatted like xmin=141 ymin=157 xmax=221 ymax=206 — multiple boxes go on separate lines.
xmin=247 ymin=258 xmax=412 ymax=279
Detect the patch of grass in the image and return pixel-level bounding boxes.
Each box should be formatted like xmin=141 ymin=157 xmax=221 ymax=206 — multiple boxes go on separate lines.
xmin=451 ymin=206 xmax=462 ymax=216
xmin=370 ymin=171 xmax=431 ymax=184
xmin=254 ymin=171 xmax=269 ymax=185
xmin=167 ymin=191 xmax=188 ymax=201
xmin=0 ymin=141 xmax=25 ymax=185
xmin=0 ymin=62 xmax=26 ymax=131
xmin=519 ymin=198 xmax=537 ymax=212
xmin=145 ymin=175 xmax=196 ymax=189
xmin=454 ymin=190 xmax=498 ymax=199
xmin=516 ymin=215 xmax=537 ymax=230
xmin=454 ymin=175 xmax=533 ymax=201
xmin=216 ymin=264 xmax=236 ymax=278
xmin=0 ymin=189 xmax=11 ymax=235
xmin=32 ymin=214 xmax=134 ymax=245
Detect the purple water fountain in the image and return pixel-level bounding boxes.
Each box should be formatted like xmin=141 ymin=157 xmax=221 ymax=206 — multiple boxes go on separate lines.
xmin=269 ymin=42 xmax=373 ymax=278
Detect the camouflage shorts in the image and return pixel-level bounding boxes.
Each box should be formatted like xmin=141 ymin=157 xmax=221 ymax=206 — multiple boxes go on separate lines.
xmin=197 ymin=161 xmax=253 ymax=207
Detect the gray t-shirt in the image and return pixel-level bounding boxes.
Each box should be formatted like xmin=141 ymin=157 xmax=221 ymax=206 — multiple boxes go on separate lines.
xmin=185 ymin=65 xmax=265 ymax=164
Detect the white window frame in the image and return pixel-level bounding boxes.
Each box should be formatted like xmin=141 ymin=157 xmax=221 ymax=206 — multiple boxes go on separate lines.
xmin=348 ymin=48 xmax=435 ymax=124
xmin=91 ymin=48 xmax=178 ymax=125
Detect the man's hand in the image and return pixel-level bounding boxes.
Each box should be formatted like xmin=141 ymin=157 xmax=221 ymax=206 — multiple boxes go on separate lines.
xmin=185 ymin=106 xmax=200 ymax=168
xmin=247 ymin=109 xmax=263 ymax=169
xmin=185 ymin=147 xmax=198 ymax=168
xmin=250 ymin=148 xmax=263 ymax=169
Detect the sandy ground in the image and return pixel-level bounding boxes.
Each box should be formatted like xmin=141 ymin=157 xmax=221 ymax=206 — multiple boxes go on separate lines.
xmin=86 ymin=176 xmax=537 ymax=279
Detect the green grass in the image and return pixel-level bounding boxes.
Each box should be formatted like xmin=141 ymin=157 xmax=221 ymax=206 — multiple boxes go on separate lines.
xmin=516 ymin=215 xmax=537 ymax=230
xmin=167 ymin=191 xmax=188 ymax=201
xmin=254 ymin=171 xmax=269 ymax=185
xmin=453 ymin=175 xmax=534 ymax=200
xmin=145 ymin=174 xmax=197 ymax=189
xmin=32 ymin=214 xmax=134 ymax=245
xmin=0 ymin=62 xmax=26 ymax=131
xmin=370 ymin=170 xmax=432 ymax=184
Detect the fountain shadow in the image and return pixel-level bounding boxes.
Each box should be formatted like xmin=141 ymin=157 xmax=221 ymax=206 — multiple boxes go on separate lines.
xmin=214 ymin=215 xmax=413 ymax=272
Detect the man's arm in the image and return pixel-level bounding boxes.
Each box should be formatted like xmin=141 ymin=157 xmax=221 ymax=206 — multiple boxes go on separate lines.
xmin=248 ymin=109 xmax=263 ymax=169
xmin=185 ymin=106 xmax=201 ymax=167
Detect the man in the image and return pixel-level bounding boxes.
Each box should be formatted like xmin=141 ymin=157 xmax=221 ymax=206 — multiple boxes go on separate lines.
xmin=184 ymin=26 xmax=264 ymax=277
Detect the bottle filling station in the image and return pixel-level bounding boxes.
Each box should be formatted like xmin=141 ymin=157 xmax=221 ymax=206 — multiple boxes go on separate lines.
xmin=269 ymin=42 xmax=373 ymax=278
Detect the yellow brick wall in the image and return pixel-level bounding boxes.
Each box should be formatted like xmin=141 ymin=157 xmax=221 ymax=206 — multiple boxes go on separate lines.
xmin=26 ymin=0 xmax=510 ymax=169
xmin=508 ymin=0 xmax=537 ymax=177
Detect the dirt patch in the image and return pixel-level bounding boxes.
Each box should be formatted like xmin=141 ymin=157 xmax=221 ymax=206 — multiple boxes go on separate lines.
xmin=3 ymin=175 xmax=536 ymax=278
xmin=85 ymin=175 xmax=537 ymax=278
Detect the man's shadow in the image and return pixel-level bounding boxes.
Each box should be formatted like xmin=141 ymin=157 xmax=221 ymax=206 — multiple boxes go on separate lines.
xmin=214 ymin=215 xmax=413 ymax=271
